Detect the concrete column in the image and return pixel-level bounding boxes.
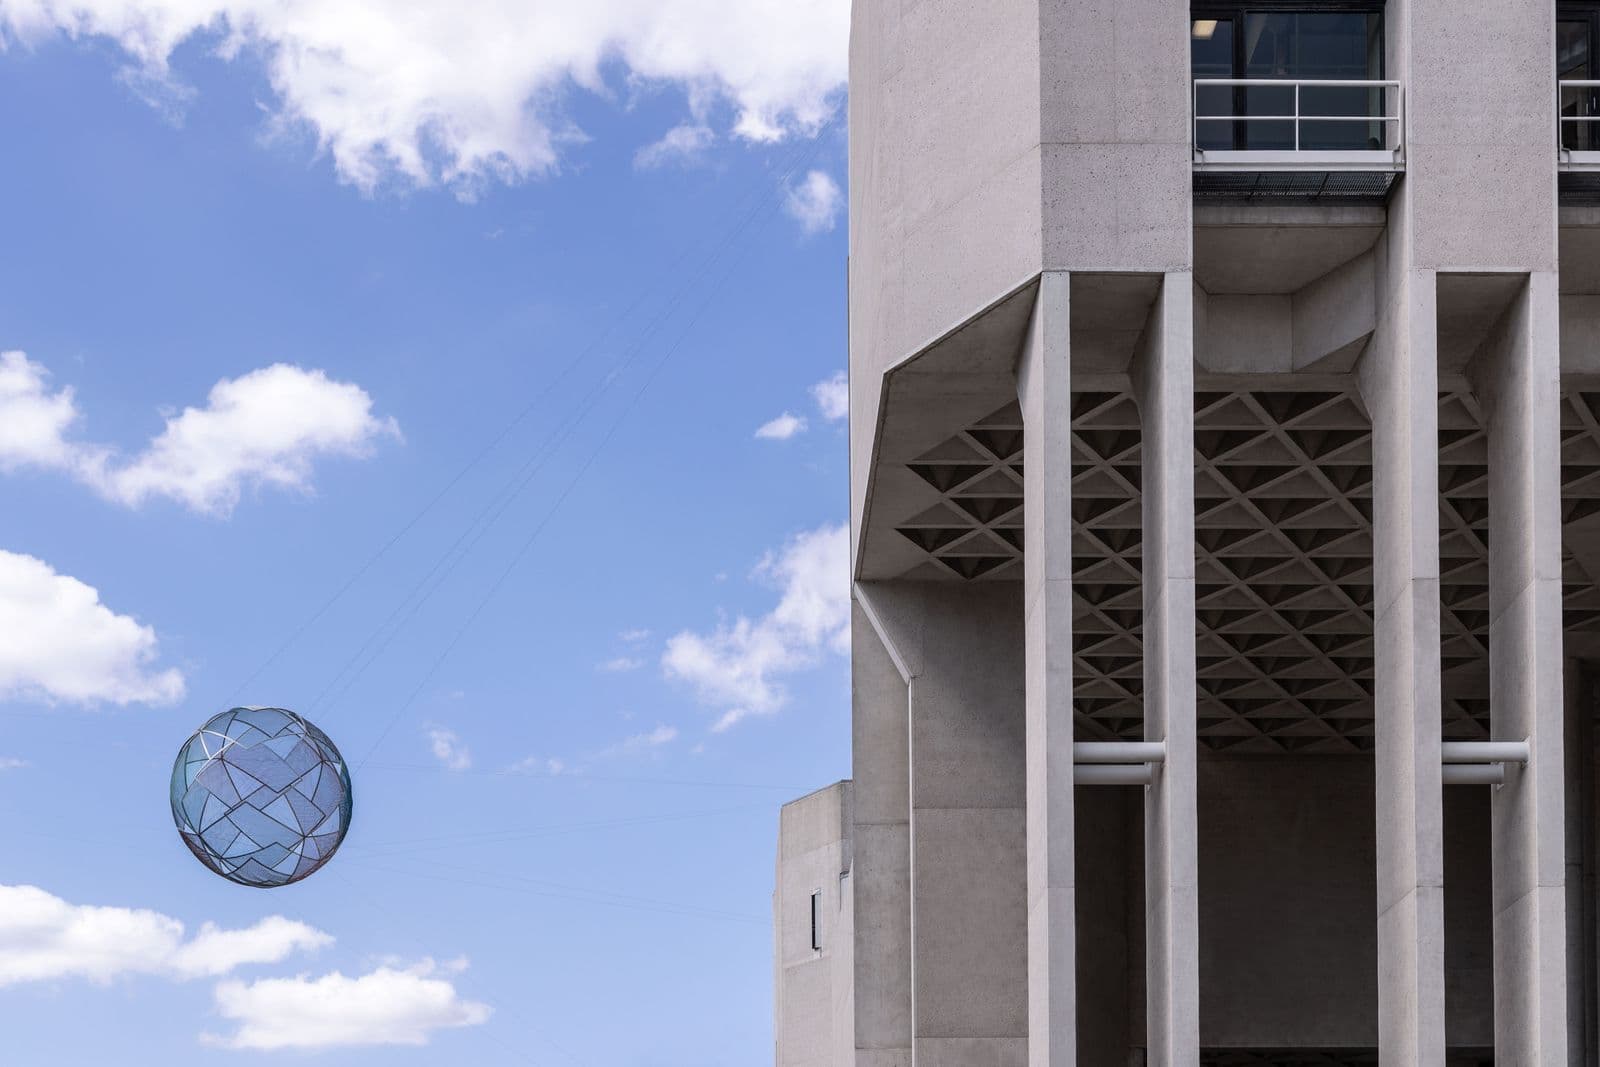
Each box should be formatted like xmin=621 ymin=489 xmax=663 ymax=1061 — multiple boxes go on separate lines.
xmin=1358 ymin=266 xmax=1446 ymax=1066
xmin=1017 ymin=271 xmax=1075 ymax=1066
xmin=859 ymin=582 xmax=1029 ymax=1064
xmin=849 ymin=591 xmax=914 ymax=1067
xmin=1478 ymin=272 xmax=1568 ymax=1066
xmin=1133 ymin=272 xmax=1198 ymax=1066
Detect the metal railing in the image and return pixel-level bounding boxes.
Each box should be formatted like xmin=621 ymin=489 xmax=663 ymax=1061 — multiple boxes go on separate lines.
xmin=1560 ymin=80 xmax=1600 ymax=167
xmin=1192 ymin=78 xmax=1404 ymax=171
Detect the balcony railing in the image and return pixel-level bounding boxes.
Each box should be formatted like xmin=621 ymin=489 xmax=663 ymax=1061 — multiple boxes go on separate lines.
xmin=1192 ymin=79 xmax=1404 ymax=172
xmin=1560 ymin=80 xmax=1600 ymax=169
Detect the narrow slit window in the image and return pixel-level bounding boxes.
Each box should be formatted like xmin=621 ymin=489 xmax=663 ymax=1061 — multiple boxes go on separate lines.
xmin=809 ymin=889 xmax=822 ymax=951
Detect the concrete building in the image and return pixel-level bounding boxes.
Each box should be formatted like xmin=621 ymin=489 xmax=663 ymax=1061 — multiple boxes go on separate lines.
xmin=775 ymin=0 xmax=1600 ymax=1063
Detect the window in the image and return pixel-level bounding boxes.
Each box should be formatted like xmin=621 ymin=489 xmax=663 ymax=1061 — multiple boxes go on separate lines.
xmin=1561 ymin=6 xmax=1600 ymax=151
xmin=1192 ymin=3 xmax=1385 ymax=152
xmin=809 ymin=889 xmax=822 ymax=951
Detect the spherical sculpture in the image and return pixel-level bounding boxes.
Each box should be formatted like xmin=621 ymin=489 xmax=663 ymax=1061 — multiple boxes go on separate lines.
xmin=170 ymin=707 xmax=353 ymax=888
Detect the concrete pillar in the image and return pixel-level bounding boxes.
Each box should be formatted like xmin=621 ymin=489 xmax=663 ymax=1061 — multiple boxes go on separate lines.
xmin=849 ymin=592 xmax=914 ymax=1067
xmin=1133 ymin=272 xmax=1198 ymax=1066
xmin=1478 ymin=272 xmax=1568 ymax=1066
xmin=1358 ymin=265 xmax=1446 ymax=1065
xmin=858 ymin=582 xmax=1029 ymax=1064
xmin=1017 ymin=271 xmax=1075 ymax=1066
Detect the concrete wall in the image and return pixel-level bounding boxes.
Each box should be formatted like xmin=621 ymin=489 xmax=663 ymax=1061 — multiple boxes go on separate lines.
xmin=1195 ymin=759 xmax=1493 ymax=1050
xmin=847 ymin=0 xmax=1194 ymax=573
xmin=775 ymin=781 xmax=855 ymax=1067
xmin=1392 ymin=0 xmax=1557 ymax=273
xmin=850 ymin=596 xmax=912 ymax=1067
xmin=833 ymin=0 xmax=1591 ymax=1062
xmin=1038 ymin=0 xmax=1192 ymax=274
xmin=851 ymin=582 xmax=1030 ymax=1065
xmin=848 ymin=0 xmax=1044 ymax=571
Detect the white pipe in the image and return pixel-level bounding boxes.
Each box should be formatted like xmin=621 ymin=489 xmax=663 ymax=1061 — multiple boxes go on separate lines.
xmin=1075 ymin=764 xmax=1157 ymax=786
xmin=1443 ymin=764 xmax=1507 ymax=786
xmin=1441 ymin=740 xmax=1530 ymax=765
xmin=1072 ymin=741 xmax=1166 ymax=764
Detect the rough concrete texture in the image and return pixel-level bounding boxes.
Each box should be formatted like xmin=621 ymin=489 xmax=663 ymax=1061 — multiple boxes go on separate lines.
xmin=775 ymin=782 xmax=855 ymax=1067
xmin=851 ymin=582 xmax=1030 ymax=1061
xmin=812 ymin=0 xmax=1600 ymax=1064
xmin=1135 ymin=273 xmax=1199 ymax=1066
xmin=847 ymin=0 xmax=1193 ymax=571
xmin=849 ymin=598 xmax=911 ymax=1059
xmin=1476 ymin=274 xmax=1568 ymax=1065
xmin=1357 ymin=247 xmax=1447 ymax=1064
xmin=1018 ymin=273 xmax=1077 ymax=1066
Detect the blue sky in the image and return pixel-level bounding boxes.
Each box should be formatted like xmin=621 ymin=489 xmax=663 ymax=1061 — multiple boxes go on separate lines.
xmin=0 ymin=5 xmax=849 ymax=1062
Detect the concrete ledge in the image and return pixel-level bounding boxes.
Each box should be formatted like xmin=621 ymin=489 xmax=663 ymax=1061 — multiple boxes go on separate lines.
xmin=1196 ymin=203 xmax=1388 ymax=229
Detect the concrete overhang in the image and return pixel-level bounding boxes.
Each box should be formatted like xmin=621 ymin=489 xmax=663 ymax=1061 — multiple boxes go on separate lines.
xmin=855 ymin=273 xmax=1164 ymax=582
xmin=1195 ymin=204 xmax=1385 ymax=295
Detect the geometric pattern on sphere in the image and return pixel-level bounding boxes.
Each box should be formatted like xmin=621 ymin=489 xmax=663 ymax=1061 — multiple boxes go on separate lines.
xmin=169 ymin=706 xmax=353 ymax=888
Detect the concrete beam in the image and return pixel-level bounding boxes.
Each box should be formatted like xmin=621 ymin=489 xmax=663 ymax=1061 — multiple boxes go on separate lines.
xmin=1357 ymin=264 xmax=1447 ymax=1066
xmin=1134 ymin=271 xmax=1199 ymax=1067
xmin=1017 ymin=270 xmax=1075 ymax=1066
xmin=1472 ymin=272 xmax=1569 ymax=1065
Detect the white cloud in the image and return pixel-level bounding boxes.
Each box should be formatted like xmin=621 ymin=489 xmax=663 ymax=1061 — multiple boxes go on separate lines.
xmin=0 ymin=0 xmax=849 ymax=195
xmin=0 ymin=354 xmax=397 ymax=516
xmin=621 ymin=724 xmax=677 ymax=751
xmin=0 ymin=757 xmax=26 ymax=770
xmin=810 ymin=369 xmax=847 ymax=421
xmin=0 ymin=351 xmax=79 ymax=470
xmin=783 ymin=169 xmax=842 ymax=235
xmin=598 ymin=656 xmax=644 ymax=673
xmin=755 ymin=412 xmax=807 ymax=441
xmin=619 ymin=628 xmax=650 ymax=643
xmin=634 ymin=122 xmax=714 ymax=170
xmin=205 ymin=959 xmax=490 ymax=1051
xmin=662 ymin=522 xmax=847 ymax=731
xmin=0 ymin=884 xmax=329 ymax=988
xmin=93 ymin=363 xmax=400 ymax=514
xmin=507 ymin=755 xmax=566 ymax=776
xmin=426 ymin=727 xmax=471 ymax=772
xmin=0 ymin=548 xmax=185 ymax=706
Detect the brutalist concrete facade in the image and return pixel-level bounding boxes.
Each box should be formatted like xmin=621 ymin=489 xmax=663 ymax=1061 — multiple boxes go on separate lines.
xmin=777 ymin=0 xmax=1600 ymax=1064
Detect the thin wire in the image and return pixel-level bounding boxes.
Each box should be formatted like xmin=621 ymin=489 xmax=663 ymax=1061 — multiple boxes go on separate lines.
xmin=324 ymin=868 xmax=583 ymax=1067
xmin=219 ymin=326 xmax=625 ymax=712
xmin=351 ymin=266 xmax=725 ymax=770
xmin=304 ymin=365 xmax=618 ymax=717
xmin=345 ymin=125 xmax=844 ymax=767
xmin=360 ymin=759 xmax=807 ymax=791
xmin=347 ymin=128 xmax=836 ymax=770
xmin=345 ymin=802 xmax=769 ymax=857
xmin=216 ymin=116 xmax=839 ymax=715
xmin=303 ymin=117 xmax=839 ymax=723
xmin=341 ymin=858 xmax=768 ymax=926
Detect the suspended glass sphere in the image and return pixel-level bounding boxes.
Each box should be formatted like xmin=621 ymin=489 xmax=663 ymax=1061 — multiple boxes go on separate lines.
xmin=170 ymin=707 xmax=353 ymax=888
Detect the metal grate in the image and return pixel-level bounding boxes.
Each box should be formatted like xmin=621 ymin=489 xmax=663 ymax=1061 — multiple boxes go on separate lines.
xmin=1193 ymin=170 xmax=1396 ymax=203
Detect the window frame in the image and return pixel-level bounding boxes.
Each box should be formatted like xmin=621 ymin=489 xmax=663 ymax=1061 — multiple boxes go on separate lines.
xmin=1559 ymin=4 xmax=1600 ymax=151
xmin=1190 ymin=1 xmax=1387 ymax=83
xmin=1190 ymin=2 xmax=1388 ymax=153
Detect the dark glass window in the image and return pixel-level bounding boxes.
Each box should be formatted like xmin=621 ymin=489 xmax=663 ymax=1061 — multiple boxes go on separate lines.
xmin=1193 ymin=18 xmax=1236 ymax=150
xmin=1561 ymin=8 xmax=1600 ymax=151
xmin=1192 ymin=5 xmax=1384 ymax=151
